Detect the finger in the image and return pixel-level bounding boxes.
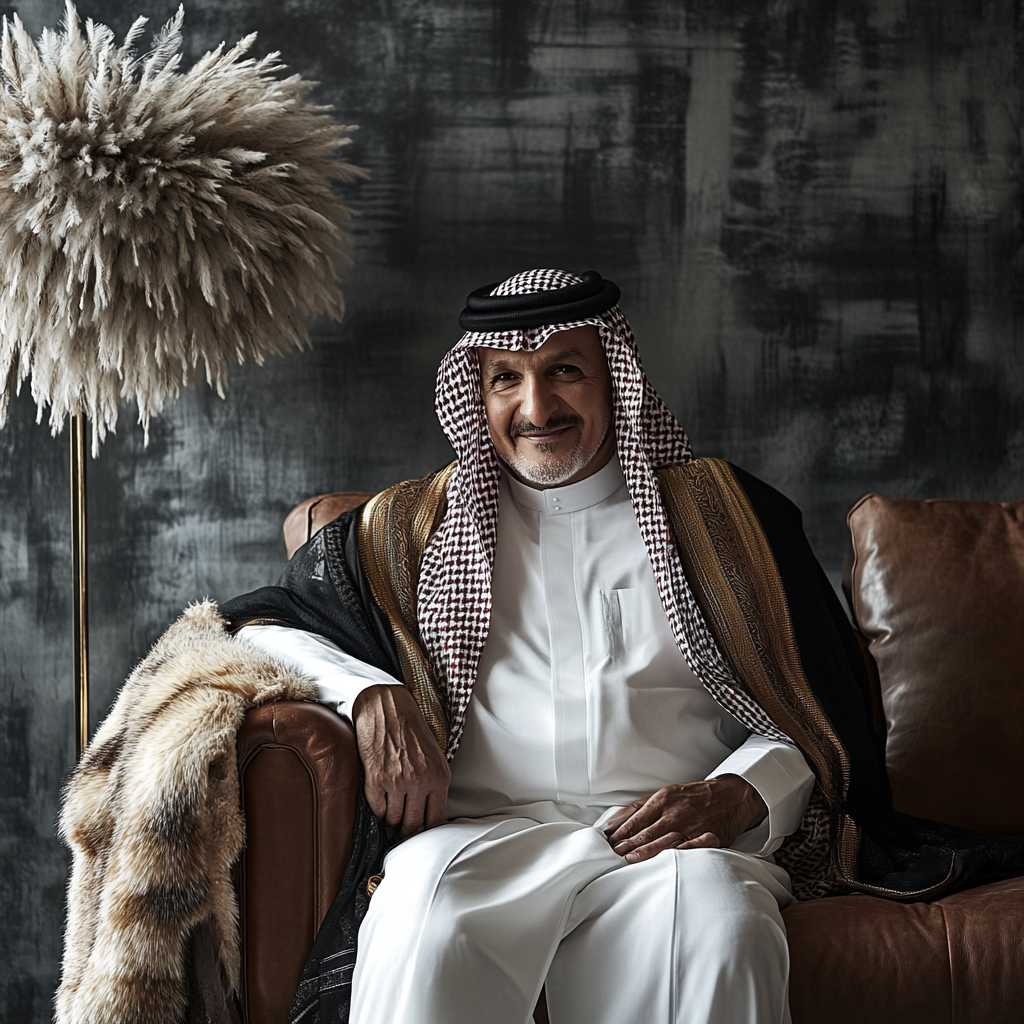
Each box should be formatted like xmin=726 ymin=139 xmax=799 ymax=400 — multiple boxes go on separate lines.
xmin=606 ymin=796 xmax=663 ymax=844
xmin=424 ymin=789 xmax=448 ymax=830
xmin=675 ymin=832 xmax=721 ymax=850
xmin=363 ymin=776 xmax=387 ymax=819
xmin=612 ymin=815 xmax=681 ymax=855
xmin=400 ymin=791 xmax=427 ymax=838
xmin=384 ymin=790 xmax=406 ymax=829
xmin=621 ymin=832 xmax=685 ymax=864
xmin=602 ymin=799 xmax=645 ymax=835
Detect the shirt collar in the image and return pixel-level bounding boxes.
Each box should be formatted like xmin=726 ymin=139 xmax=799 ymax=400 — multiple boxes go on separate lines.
xmin=505 ymin=453 xmax=625 ymax=515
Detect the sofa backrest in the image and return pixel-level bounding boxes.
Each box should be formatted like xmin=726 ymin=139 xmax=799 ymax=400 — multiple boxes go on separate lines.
xmin=283 ymin=491 xmax=375 ymax=559
xmin=847 ymin=494 xmax=1024 ymax=837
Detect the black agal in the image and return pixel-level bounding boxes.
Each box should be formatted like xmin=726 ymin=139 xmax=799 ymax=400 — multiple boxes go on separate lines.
xmin=458 ymin=270 xmax=620 ymax=331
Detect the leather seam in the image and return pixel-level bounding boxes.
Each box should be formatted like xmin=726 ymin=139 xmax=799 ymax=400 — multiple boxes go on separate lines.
xmin=306 ymin=498 xmax=322 ymax=548
xmin=847 ymin=497 xmax=870 ymax=632
xmin=938 ymin=901 xmax=955 ymax=1024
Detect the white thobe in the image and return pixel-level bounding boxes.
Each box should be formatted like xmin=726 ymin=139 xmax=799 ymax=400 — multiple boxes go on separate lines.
xmin=239 ymin=455 xmax=815 ymax=1024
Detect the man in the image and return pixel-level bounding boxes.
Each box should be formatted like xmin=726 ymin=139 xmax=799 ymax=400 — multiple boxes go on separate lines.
xmin=222 ymin=269 xmax=1004 ymax=1024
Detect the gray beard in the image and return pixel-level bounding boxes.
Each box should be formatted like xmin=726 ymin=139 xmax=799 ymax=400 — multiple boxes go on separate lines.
xmin=504 ymin=418 xmax=611 ymax=487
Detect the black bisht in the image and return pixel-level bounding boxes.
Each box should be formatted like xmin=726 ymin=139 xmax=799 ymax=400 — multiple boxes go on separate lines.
xmin=222 ymin=508 xmax=392 ymax=1024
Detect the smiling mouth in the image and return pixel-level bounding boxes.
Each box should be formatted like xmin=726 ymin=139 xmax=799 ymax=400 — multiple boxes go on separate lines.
xmin=511 ymin=416 xmax=582 ymax=446
xmin=518 ymin=426 xmax=574 ymax=444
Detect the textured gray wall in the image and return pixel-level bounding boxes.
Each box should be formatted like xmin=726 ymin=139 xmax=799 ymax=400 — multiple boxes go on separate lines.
xmin=2 ymin=0 xmax=1022 ymax=1018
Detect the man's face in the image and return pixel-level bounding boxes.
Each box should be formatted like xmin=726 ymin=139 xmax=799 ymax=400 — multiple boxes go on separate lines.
xmin=477 ymin=325 xmax=615 ymax=489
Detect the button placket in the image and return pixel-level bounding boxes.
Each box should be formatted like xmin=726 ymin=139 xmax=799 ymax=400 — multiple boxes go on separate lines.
xmin=540 ymin=506 xmax=589 ymax=801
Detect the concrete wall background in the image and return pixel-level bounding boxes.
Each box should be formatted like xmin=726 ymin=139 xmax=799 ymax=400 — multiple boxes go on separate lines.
xmin=1 ymin=0 xmax=1021 ymax=1018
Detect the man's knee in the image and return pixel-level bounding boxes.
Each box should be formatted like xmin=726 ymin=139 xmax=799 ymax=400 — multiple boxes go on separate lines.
xmin=669 ymin=848 xmax=789 ymax=956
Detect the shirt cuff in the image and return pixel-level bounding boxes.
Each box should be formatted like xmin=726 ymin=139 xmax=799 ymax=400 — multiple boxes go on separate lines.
xmin=707 ymin=733 xmax=815 ymax=857
xmin=236 ymin=624 xmax=403 ymax=721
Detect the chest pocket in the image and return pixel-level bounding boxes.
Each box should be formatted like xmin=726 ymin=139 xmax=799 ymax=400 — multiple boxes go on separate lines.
xmin=602 ymin=588 xmax=637 ymax=661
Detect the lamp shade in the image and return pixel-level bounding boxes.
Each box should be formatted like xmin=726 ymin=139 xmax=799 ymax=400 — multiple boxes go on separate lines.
xmin=0 ymin=2 xmax=366 ymax=452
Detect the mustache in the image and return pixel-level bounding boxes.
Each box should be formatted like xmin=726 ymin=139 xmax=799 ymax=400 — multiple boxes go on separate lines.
xmin=511 ymin=415 xmax=583 ymax=438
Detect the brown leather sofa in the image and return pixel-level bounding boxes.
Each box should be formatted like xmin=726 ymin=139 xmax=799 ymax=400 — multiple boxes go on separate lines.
xmin=235 ymin=490 xmax=1024 ymax=1024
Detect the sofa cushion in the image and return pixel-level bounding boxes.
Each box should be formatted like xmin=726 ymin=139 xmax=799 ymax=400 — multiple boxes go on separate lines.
xmin=783 ymin=876 xmax=1024 ymax=1024
xmin=847 ymin=494 xmax=1024 ymax=835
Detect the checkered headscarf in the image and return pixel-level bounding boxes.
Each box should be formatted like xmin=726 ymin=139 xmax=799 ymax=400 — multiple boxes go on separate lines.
xmin=418 ymin=269 xmax=785 ymax=758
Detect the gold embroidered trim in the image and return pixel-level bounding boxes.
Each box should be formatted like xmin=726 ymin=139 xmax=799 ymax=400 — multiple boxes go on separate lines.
xmin=226 ymin=616 xmax=296 ymax=634
xmin=657 ymin=458 xmax=863 ymax=883
xmin=358 ymin=463 xmax=457 ymax=750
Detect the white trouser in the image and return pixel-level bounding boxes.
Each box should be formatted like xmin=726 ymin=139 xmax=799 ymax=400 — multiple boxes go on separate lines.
xmin=350 ymin=816 xmax=795 ymax=1024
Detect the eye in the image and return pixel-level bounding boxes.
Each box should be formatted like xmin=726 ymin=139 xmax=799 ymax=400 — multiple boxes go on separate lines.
xmin=487 ymin=371 xmax=520 ymax=388
xmin=551 ymin=363 xmax=583 ymax=378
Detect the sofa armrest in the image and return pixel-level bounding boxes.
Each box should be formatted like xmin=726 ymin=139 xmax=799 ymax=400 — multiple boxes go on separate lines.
xmin=236 ymin=701 xmax=361 ymax=1024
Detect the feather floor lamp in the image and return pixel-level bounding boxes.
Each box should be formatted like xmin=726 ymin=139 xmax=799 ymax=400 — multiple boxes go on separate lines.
xmin=0 ymin=3 xmax=366 ymax=758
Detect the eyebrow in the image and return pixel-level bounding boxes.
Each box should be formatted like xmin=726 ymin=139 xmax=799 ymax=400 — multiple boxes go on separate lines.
xmin=482 ymin=347 xmax=588 ymax=374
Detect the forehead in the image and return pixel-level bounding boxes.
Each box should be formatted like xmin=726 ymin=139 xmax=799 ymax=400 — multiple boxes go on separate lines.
xmin=476 ymin=325 xmax=603 ymax=368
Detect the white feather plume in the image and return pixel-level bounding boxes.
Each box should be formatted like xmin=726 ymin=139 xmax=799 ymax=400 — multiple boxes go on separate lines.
xmin=0 ymin=2 xmax=366 ymax=452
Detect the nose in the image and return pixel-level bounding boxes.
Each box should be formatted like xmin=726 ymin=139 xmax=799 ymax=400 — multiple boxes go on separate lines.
xmin=518 ymin=371 xmax=561 ymax=428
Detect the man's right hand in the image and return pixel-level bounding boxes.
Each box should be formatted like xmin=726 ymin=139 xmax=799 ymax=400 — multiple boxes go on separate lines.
xmin=351 ymin=683 xmax=451 ymax=837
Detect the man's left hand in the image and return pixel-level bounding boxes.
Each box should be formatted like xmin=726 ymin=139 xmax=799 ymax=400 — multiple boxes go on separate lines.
xmin=602 ymin=774 xmax=768 ymax=863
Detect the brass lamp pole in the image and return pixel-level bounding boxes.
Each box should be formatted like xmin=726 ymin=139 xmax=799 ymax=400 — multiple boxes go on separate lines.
xmin=70 ymin=411 xmax=88 ymax=759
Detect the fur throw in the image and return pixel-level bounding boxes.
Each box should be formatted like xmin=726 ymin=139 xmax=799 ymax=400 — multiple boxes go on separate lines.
xmin=57 ymin=600 xmax=317 ymax=1024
